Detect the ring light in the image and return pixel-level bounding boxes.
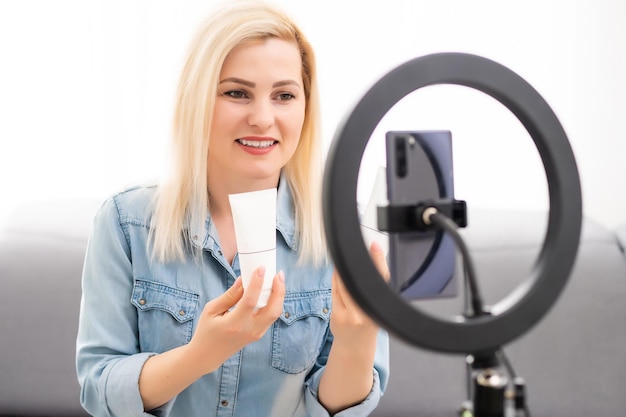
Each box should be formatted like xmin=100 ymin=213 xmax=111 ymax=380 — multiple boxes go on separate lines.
xmin=322 ymin=52 xmax=582 ymax=354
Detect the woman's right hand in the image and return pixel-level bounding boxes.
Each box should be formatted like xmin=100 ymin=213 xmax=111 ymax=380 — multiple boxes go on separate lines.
xmin=187 ymin=266 xmax=286 ymax=375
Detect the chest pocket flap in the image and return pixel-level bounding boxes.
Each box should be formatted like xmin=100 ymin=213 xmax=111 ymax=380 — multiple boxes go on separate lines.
xmin=131 ymin=279 xmax=198 ymax=324
xmin=278 ymin=289 xmax=331 ymax=325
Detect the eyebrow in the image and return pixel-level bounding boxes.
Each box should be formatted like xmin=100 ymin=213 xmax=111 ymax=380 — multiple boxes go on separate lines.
xmin=219 ymin=77 xmax=301 ymax=89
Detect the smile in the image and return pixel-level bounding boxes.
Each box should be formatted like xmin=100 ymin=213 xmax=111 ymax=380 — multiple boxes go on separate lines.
xmin=236 ymin=139 xmax=277 ymax=148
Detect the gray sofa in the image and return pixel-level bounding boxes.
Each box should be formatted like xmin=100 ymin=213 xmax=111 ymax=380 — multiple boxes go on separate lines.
xmin=1 ymin=200 xmax=625 ymax=416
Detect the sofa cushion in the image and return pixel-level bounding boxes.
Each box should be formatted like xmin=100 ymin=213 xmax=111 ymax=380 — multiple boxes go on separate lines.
xmin=0 ymin=200 xmax=99 ymax=416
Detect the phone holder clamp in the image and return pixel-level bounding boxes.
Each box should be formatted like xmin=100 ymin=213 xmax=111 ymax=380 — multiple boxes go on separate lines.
xmin=377 ymin=199 xmax=467 ymax=233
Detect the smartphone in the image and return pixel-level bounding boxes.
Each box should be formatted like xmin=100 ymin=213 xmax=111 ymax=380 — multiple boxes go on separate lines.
xmin=385 ymin=130 xmax=457 ymax=299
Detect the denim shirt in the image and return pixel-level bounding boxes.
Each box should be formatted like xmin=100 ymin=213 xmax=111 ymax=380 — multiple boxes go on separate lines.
xmin=76 ymin=179 xmax=389 ymax=417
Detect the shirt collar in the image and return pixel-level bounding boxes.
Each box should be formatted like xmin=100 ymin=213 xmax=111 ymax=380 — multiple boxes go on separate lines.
xmin=275 ymin=173 xmax=297 ymax=250
xmin=192 ymin=172 xmax=298 ymax=251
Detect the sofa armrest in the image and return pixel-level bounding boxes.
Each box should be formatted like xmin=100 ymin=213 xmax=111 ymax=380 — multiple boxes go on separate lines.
xmin=615 ymin=223 xmax=626 ymax=257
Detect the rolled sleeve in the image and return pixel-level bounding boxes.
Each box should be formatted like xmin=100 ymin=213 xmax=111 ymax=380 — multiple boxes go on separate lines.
xmin=101 ymin=353 xmax=168 ymax=416
xmin=304 ymin=369 xmax=383 ymax=417
xmin=303 ymin=329 xmax=390 ymax=417
xmin=76 ymin=196 xmax=170 ymax=417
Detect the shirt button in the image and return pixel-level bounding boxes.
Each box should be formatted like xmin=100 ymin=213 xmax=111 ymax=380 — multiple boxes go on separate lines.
xmin=179 ymin=310 xmax=185 ymax=316
xmin=322 ymin=307 xmax=328 ymax=314
xmin=193 ymin=235 xmax=198 ymax=241
xmin=221 ymin=400 xmax=229 ymax=406
xmin=139 ymin=299 xmax=146 ymax=305
xmin=284 ymin=312 xmax=290 ymax=319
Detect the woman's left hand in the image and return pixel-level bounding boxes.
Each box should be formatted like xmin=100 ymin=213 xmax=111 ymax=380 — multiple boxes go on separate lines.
xmin=329 ymin=240 xmax=390 ymax=345
xmin=319 ymin=241 xmax=390 ymax=413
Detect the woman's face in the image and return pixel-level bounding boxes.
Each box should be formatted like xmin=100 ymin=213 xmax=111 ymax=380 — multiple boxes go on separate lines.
xmin=208 ymin=37 xmax=305 ymax=188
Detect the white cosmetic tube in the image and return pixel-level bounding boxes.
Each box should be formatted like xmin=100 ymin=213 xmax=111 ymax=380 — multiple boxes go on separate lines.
xmin=228 ymin=188 xmax=277 ymax=308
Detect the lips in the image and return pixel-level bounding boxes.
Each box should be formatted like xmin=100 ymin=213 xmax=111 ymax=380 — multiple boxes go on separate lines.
xmin=236 ymin=138 xmax=277 ymax=148
xmin=235 ymin=137 xmax=278 ymax=155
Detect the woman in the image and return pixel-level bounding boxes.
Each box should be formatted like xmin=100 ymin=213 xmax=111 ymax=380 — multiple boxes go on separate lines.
xmin=76 ymin=1 xmax=389 ymax=416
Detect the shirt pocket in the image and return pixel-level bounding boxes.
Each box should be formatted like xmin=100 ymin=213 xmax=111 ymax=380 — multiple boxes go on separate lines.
xmin=131 ymin=279 xmax=199 ymax=353
xmin=271 ymin=290 xmax=331 ymax=374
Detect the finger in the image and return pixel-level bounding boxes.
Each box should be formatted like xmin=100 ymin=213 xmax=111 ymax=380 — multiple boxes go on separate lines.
xmin=334 ymin=266 xmax=373 ymax=316
xmin=204 ymin=277 xmax=244 ymax=315
xmin=369 ymin=240 xmax=390 ymax=283
xmin=331 ymin=270 xmax=358 ymax=310
xmin=331 ymin=269 xmax=347 ymax=310
xmin=223 ymin=276 xmax=245 ymax=306
xmin=235 ymin=266 xmax=266 ymax=314
xmin=258 ymin=271 xmax=286 ymax=319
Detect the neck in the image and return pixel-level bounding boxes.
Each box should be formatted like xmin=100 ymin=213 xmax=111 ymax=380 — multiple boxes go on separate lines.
xmin=207 ymin=173 xmax=280 ymax=217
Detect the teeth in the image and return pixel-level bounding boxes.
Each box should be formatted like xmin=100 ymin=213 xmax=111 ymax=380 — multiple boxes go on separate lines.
xmin=238 ymin=139 xmax=275 ymax=148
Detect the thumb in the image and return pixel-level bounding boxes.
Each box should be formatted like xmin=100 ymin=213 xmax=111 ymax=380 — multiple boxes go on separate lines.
xmin=203 ymin=277 xmax=244 ymax=315
xmin=369 ymin=241 xmax=390 ymax=283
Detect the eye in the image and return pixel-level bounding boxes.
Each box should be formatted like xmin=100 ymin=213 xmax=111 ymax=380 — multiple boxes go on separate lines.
xmin=276 ymin=92 xmax=296 ymax=101
xmin=222 ymin=89 xmax=249 ymax=99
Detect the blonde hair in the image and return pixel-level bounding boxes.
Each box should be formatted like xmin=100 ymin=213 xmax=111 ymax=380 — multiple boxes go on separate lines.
xmin=150 ymin=0 xmax=326 ymax=265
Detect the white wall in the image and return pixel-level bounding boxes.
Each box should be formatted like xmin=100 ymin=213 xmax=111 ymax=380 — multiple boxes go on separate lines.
xmin=1 ymin=0 xmax=624 ymax=228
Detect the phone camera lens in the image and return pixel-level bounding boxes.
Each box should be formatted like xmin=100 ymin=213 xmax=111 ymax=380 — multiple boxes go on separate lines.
xmin=395 ymin=136 xmax=407 ymax=178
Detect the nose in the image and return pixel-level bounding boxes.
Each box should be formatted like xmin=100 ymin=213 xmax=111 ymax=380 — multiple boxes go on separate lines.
xmin=247 ymin=99 xmax=275 ymax=130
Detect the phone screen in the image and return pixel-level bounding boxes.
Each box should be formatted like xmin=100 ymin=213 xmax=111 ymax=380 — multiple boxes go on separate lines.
xmin=385 ymin=131 xmax=457 ymax=299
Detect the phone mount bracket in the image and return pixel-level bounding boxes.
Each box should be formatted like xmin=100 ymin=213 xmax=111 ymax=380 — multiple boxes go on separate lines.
xmin=377 ymin=198 xmax=468 ymax=233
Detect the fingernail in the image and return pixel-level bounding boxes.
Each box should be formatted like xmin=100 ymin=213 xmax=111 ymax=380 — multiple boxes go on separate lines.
xmin=371 ymin=241 xmax=382 ymax=253
xmin=278 ymin=271 xmax=285 ymax=283
xmin=257 ymin=266 xmax=266 ymax=277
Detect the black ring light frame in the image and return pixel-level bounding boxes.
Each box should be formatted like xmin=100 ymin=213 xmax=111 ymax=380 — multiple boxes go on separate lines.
xmin=323 ymin=52 xmax=582 ymax=355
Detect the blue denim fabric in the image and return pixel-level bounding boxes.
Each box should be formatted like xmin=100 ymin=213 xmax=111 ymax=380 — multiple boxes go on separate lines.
xmin=76 ymin=179 xmax=389 ymax=417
